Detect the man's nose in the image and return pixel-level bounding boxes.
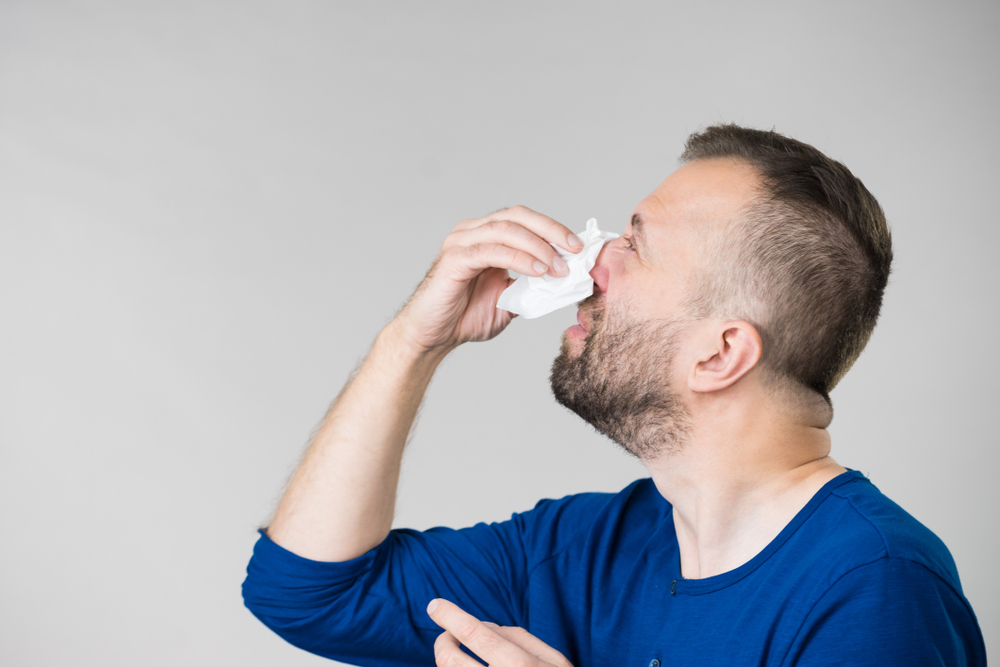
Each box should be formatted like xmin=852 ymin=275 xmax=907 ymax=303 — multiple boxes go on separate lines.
xmin=589 ymin=243 xmax=611 ymax=294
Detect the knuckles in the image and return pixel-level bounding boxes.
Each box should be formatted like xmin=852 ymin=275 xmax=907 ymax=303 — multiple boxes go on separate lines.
xmin=459 ymin=621 xmax=503 ymax=654
xmin=456 ymin=619 xmax=485 ymax=643
xmin=471 ymin=242 xmax=517 ymax=264
xmin=484 ymin=218 xmax=517 ymax=235
xmin=432 ymin=634 xmax=455 ymax=666
xmin=489 ymin=204 xmax=528 ymax=218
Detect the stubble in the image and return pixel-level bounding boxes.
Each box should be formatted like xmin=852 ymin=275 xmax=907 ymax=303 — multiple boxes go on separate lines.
xmin=549 ymin=293 xmax=693 ymax=460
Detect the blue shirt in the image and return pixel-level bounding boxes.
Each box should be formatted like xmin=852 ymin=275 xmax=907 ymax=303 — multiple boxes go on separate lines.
xmin=242 ymin=470 xmax=986 ymax=666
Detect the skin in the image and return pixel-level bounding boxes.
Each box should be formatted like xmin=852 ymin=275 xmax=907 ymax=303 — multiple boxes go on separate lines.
xmin=266 ymin=204 xmax=584 ymax=562
xmin=572 ymin=158 xmax=845 ymax=580
xmin=550 ymin=289 xmax=694 ymax=460
xmin=265 ymin=159 xmax=846 ymax=665
xmin=428 ymin=598 xmax=572 ymax=667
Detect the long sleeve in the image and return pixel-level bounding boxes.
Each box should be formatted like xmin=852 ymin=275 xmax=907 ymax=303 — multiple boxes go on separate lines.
xmin=242 ymin=490 xmax=615 ymax=666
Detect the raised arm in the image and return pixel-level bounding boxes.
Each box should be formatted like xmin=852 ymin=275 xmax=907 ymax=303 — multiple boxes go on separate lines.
xmin=264 ymin=206 xmax=583 ymax=562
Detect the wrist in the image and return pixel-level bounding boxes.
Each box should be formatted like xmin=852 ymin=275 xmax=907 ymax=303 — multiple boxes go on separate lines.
xmin=378 ymin=318 xmax=456 ymax=369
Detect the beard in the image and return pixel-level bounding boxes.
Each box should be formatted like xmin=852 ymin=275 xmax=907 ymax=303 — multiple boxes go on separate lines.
xmin=549 ymin=292 xmax=693 ymax=461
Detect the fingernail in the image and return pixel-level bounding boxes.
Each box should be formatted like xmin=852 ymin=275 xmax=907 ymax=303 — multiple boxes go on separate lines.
xmin=427 ymin=599 xmax=439 ymax=614
xmin=567 ymin=233 xmax=583 ymax=248
xmin=483 ymin=621 xmax=498 ymax=627
xmin=552 ymin=256 xmax=568 ymax=276
xmin=532 ymin=260 xmax=548 ymax=274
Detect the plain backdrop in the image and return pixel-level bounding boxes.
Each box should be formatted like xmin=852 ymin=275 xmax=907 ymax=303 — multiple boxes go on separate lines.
xmin=1 ymin=2 xmax=997 ymax=665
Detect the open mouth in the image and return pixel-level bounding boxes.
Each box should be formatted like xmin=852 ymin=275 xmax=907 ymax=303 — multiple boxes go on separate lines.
xmin=566 ymin=308 xmax=589 ymax=340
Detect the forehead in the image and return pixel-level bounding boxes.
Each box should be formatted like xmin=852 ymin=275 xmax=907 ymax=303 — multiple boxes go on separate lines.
xmin=633 ymin=158 xmax=761 ymax=243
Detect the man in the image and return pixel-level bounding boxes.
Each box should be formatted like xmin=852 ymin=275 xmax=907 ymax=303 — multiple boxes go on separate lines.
xmin=242 ymin=124 xmax=986 ymax=666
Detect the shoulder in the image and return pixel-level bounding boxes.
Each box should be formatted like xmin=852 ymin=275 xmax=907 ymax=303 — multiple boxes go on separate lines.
xmin=781 ymin=473 xmax=987 ymax=664
xmin=770 ymin=471 xmax=971 ymax=614
xmin=787 ymin=555 xmax=987 ymax=666
xmin=525 ymin=477 xmax=664 ymax=520
xmin=820 ymin=472 xmax=963 ymax=593
xmin=515 ymin=478 xmax=669 ymax=565
xmin=525 ymin=477 xmax=666 ymax=526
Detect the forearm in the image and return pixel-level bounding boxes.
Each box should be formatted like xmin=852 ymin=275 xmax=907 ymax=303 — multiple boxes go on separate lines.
xmin=266 ymin=318 xmax=452 ymax=562
xmin=262 ymin=206 xmax=580 ymax=563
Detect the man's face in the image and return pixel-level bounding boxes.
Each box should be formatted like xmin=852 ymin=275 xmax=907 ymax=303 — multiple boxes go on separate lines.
xmin=549 ymin=158 xmax=760 ymax=460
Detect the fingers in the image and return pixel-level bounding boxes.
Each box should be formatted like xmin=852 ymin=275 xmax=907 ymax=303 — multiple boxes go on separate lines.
xmin=395 ymin=206 xmax=578 ymax=352
xmin=428 ymin=598 xmax=536 ymax=666
xmin=437 ymin=242 xmax=554 ymax=283
xmin=453 ymin=204 xmax=584 ymax=255
xmin=433 ymin=631 xmax=486 ymax=667
xmin=489 ymin=625 xmax=573 ymax=667
xmin=450 ymin=219 xmax=571 ymax=278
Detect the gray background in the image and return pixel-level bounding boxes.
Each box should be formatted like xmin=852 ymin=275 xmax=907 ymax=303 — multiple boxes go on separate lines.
xmin=1 ymin=1 xmax=996 ymax=665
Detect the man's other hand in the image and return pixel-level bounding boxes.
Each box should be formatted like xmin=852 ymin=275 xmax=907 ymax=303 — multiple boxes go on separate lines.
xmin=396 ymin=206 xmax=583 ymax=355
xmin=427 ymin=598 xmax=574 ymax=667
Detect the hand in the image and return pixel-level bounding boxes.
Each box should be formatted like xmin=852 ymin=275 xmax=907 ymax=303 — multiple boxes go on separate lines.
xmin=395 ymin=206 xmax=583 ymax=355
xmin=427 ymin=598 xmax=574 ymax=667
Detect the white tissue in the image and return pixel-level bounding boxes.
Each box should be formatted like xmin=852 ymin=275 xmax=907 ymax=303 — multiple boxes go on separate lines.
xmin=496 ymin=218 xmax=619 ymax=319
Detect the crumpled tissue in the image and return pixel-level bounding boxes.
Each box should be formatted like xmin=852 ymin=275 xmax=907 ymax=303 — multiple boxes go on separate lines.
xmin=496 ymin=218 xmax=619 ymax=319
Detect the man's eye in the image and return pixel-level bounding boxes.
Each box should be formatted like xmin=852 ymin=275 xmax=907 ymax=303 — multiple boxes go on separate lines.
xmin=623 ymin=235 xmax=636 ymax=251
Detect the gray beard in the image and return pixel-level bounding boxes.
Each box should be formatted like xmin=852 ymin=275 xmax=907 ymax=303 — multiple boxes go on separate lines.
xmin=549 ymin=293 xmax=693 ymax=460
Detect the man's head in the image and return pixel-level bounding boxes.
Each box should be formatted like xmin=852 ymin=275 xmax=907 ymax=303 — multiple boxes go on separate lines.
xmin=550 ymin=124 xmax=893 ymax=460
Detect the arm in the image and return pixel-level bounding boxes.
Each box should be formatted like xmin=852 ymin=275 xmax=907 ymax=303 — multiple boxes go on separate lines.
xmin=264 ymin=319 xmax=448 ymax=562
xmin=787 ymin=558 xmax=986 ymax=666
xmin=243 ymin=485 xmax=610 ymax=664
xmin=266 ymin=206 xmax=583 ymax=563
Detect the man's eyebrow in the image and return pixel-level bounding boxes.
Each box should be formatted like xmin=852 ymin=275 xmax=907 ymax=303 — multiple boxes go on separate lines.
xmin=630 ymin=213 xmax=647 ymax=247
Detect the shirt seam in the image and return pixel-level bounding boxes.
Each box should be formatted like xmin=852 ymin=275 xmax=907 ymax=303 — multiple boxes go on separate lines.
xmin=524 ymin=519 xmax=595 ymax=582
xmin=521 ymin=493 xmax=634 ymax=608
xmin=835 ymin=491 xmax=891 ymax=553
xmin=777 ymin=554 xmax=979 ymax=667
xmin=834 ymin=487 xmax=978 ymax=605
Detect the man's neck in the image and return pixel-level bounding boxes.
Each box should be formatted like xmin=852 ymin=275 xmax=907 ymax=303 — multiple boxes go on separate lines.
xmin=645 ymin=402 xmax=845 ymax=580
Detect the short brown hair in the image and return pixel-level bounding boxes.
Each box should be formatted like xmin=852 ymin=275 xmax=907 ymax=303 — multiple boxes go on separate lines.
xmin=679 ymin=124 xmax=893 ymax=411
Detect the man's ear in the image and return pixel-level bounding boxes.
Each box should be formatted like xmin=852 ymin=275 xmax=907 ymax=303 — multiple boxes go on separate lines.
xmin=689 ymin=321 xmax=762 ymax=394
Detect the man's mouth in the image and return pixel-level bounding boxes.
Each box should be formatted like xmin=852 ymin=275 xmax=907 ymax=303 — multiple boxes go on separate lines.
xmin=565 ymin=308 xmax=590 ymax=340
